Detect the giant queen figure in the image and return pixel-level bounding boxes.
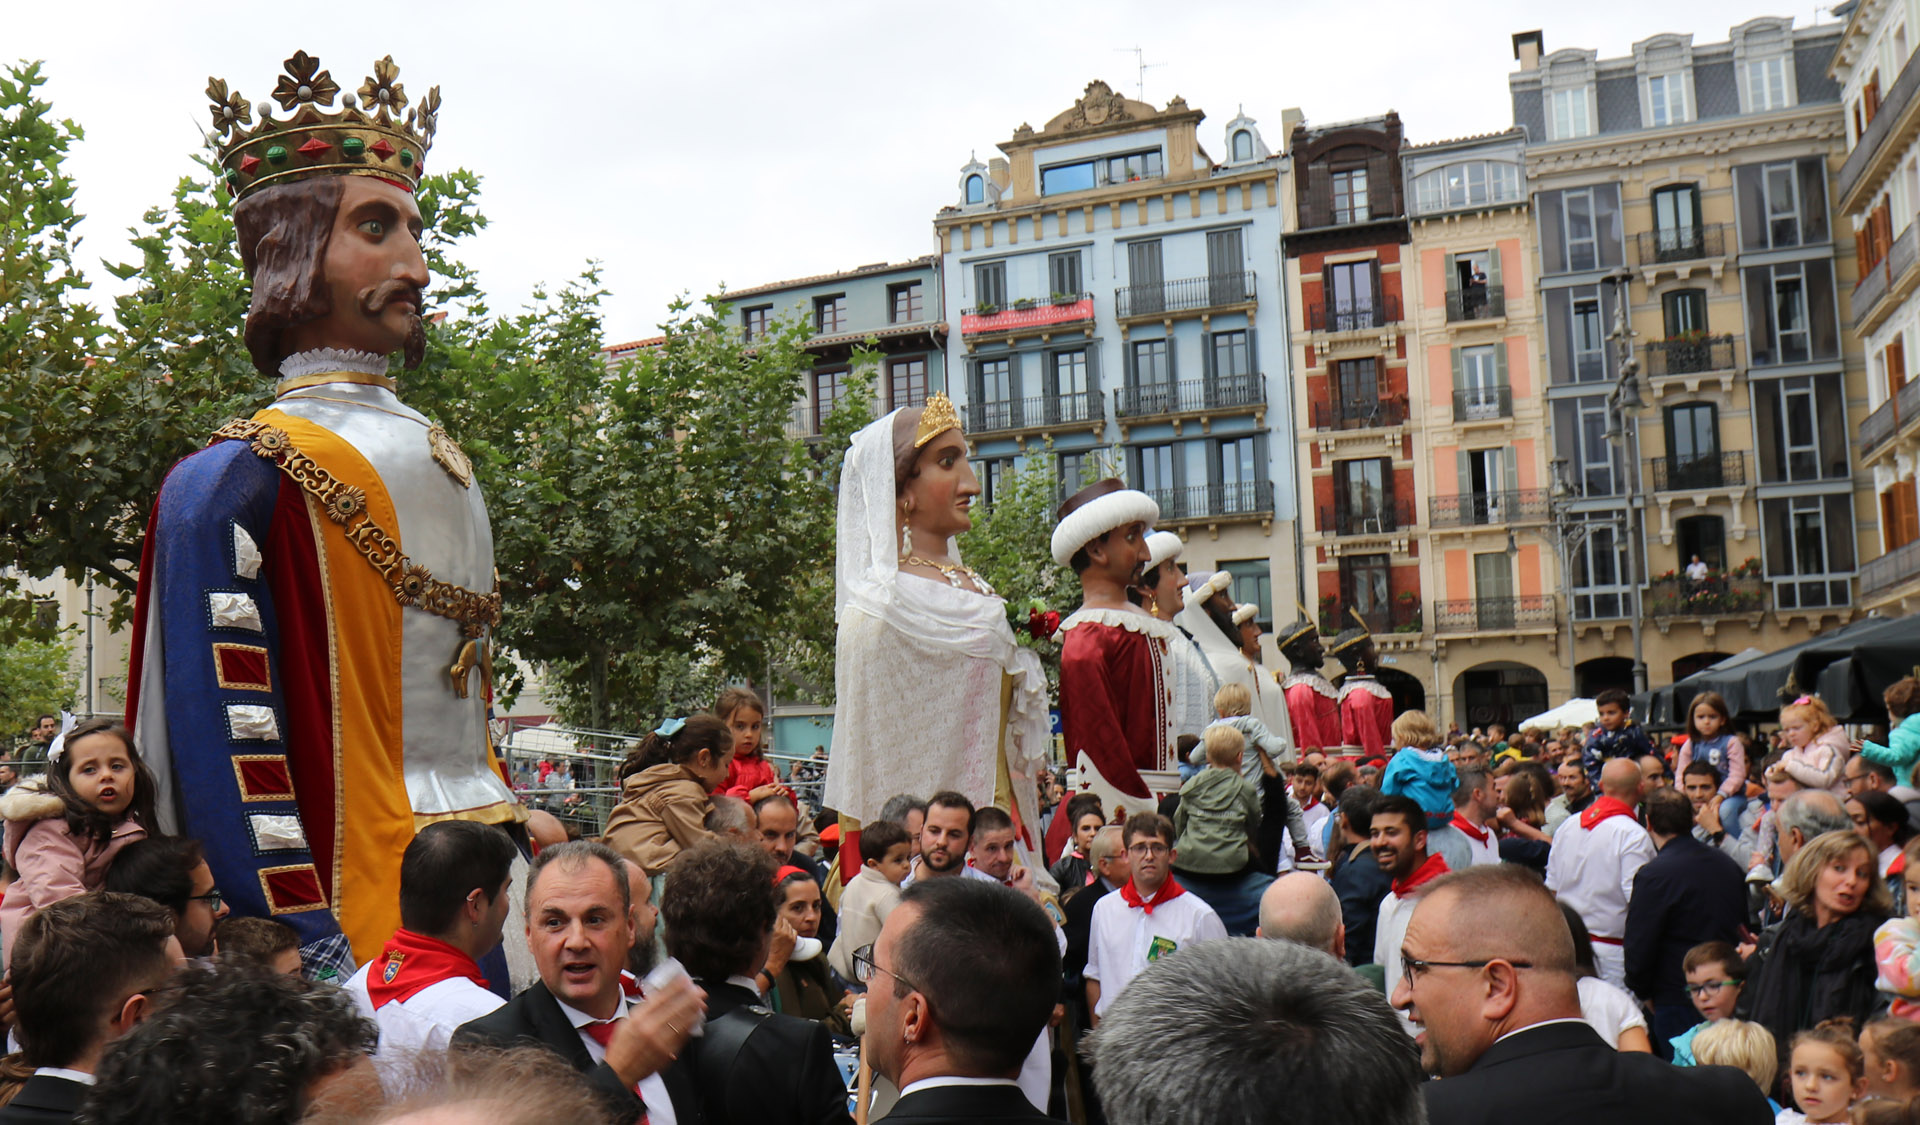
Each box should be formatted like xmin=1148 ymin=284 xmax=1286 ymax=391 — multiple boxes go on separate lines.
xmin=126 ymin=52 xmax=521 ymax=975
xmin=823 ymin=396 xmax=1050 ymax=844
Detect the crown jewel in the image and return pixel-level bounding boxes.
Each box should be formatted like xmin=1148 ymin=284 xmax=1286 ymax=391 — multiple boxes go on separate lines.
xmin=207 ymin=51 xmax=439 ymax=202
xmin=914 ymin=392 xmax=961 ymax=448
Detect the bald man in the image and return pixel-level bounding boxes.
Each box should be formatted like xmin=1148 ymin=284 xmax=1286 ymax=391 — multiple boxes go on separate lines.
xmin=1257 ymin=873 xmax=1385 ymax=993
xmin=1545 ymin=757 xmax=1654 ymax=990
xmin=1400 ymin=866 xmax=1771 ymax=1125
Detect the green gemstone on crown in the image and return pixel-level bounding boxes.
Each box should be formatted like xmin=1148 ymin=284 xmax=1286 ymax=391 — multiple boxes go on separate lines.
xmin=266 ymin=145 xmax=289 ymax=165
xmin=398 ymin=149 xmax=414 ymax=167
xmin=342 ymin=136 xmax=366 ymax=157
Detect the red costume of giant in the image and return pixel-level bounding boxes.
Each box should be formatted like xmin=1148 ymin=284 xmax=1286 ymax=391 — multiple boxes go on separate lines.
xmin=1283 ymin=672 xmax=1341 ymax=752
xmin=1339 ymin=677 xmax=1394 ymax=759
xmin=1058 ymin=606 xmax=1174 ymax=802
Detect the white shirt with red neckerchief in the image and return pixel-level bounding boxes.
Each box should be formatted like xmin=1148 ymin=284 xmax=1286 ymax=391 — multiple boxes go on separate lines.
xmin=1083 ymin=884 xmax=1225 ymax=1017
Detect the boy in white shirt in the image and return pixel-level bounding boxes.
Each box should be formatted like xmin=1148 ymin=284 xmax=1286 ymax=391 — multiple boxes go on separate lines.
xmin=828 ymin=818 xmax=912 ymax=980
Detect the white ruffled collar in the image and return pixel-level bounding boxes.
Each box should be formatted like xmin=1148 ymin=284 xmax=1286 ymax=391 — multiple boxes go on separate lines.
xmin=1059 ymin=605 xmax=1176 ymax=640
xmin=1283 ymin=671 xmax=1338 ymax=698
xmin=278 ymin=348 xmax=391 ymax=380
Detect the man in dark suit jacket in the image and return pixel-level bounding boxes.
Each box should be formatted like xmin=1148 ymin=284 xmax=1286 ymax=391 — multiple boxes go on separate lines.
xmin=860 ymin=877 xmax=1067 ymax=1123
xmin=1062 ymin=828 xmax=1127 ymax=1008
xmin=1399 ymin=865 xmax=1773 ymax=1125
xmin=453 ymin=841 xmax=704 ymax=1125
xmin=1625 ymin=784 xmax=1749 ymax=1052
xmin=0 ymin=893 xmax=181 ymax=1125
xmin=660 ymin=839 xmax=851 ymax=1125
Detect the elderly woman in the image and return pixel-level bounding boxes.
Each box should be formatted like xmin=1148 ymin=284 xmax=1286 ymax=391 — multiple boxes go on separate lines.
xmin=1741 ymin=829 xmax=1892 ymax=1088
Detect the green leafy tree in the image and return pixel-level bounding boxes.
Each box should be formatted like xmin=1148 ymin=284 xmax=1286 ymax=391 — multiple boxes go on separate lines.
xmin=0 ymin=634 xmax=76 ymax=740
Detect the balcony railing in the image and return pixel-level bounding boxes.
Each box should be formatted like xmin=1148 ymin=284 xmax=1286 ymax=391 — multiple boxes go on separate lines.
xmin=960 ymin=293 xmax=1094 ymax=336
xmin=786 ymin=403 xmax=821 ymax=439
xmin=965 ymin=391 xmax=1103 ymax=434
xmin=1427 ymin=488 xmax=1552 ymax=528
xmin=1311 ymin=398 xmax=1407 ymax=432
xmin=1644 ymin=334 xmax=1737 ymax=377
xmin=1452 ymin=386 xmax=1513 ymax=422
xmin=1865 ymin=397 xmax=1900 ymax=455
xmin=1646 ymin=575 xmax=1768 ymax=617
xmin=1861 ymin=537 xmax=1920 ymax=597
xmin=1444 ymin=288 xmax=1507 ymax=323
xmin=1318 ymin=500 xmax=1416 ymax=537
xmin=1115 ymin=375 xmax=1266 ymax=418
xmin=1114 ymin=271 xmax=1256 ymax=319
xmin=1141 ymin=480 xmax=1275 ymax=522
xmin=1320 ymin=601 xmax=1422 ymax=635
xmin=1840 ymin=46 xmax=1920 ymax=207
xmin=1633 ymin=223 xmax=1727 ymax=266
xmin=1306 ymin=293 xmax=1402 ymax=333
xmin=1902 ymin=374 xmax=1920 ymax=429
xmin=1434 ymin=595 xmax=1557 ymax=634
xmin=1650 ymin=452 xmax=1746 ymax=491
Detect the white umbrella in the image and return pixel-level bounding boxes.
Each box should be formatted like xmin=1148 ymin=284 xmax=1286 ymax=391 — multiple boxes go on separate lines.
xmin=1517 ymin=698 xmax=1599 ymax=730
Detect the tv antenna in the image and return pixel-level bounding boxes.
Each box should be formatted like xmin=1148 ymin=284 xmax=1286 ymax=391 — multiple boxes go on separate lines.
xmin=1115 ymin=46 xmax=1163 ymax=103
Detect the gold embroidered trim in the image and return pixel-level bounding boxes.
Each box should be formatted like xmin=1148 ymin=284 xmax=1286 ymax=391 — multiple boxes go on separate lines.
xmin=214 ymin=418 xmax=501 ymax=638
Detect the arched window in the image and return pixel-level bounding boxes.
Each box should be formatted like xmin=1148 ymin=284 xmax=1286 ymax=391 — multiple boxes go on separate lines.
xmin=965 ymin=174 xmax=984 ymax=205
xmin=1231 ymin=130 xmax=1253 ymax=161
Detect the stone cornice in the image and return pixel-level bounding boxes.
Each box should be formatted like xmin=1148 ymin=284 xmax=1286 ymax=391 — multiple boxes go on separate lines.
xmin=1525 ymin=110 xmax=1843 ymax=176
xmin=932 ymin=165 xmax=1278 ymax=231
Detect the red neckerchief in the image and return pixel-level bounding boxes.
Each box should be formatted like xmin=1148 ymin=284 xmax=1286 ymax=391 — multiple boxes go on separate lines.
xmin=365 ymin=929 xmax=489 ymax=1008
xmin=1450 ymin=813 xmax=1490 ymax=846
xmin=1391 ymin=853 xmax=1450 ymax=898
xmin=1579 ymin=796 xmax=1637 ymax=832
xmin=1119 ymin=876 xmax=1187 ymax=915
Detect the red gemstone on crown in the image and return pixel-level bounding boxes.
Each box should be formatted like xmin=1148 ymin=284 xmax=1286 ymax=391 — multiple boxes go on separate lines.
xmin=368 ymin=139 xmax=396 ymax=158
xmin=239 ymin=154 xmax=262 ymax=174
xmin=297 ymin=137 xmax=331 ymax=156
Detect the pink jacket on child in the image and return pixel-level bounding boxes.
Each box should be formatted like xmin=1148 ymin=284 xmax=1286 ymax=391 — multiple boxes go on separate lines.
xmin=0 ymin=781 xmax=146 ymax=968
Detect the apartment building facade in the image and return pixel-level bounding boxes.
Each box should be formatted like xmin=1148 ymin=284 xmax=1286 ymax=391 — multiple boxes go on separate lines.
xmin=935 ymin=82 xmax=1300 ymax=660
xmin=1282 ymin=113 xmax=1428 ymax=712
xmin=1403 ymin=129 xmax=1565 ymax=728
xmin=1836 ymin=0 xmax=1920 ymax=616
xmin=1509 ymin=19 xmax=1874 ymax=696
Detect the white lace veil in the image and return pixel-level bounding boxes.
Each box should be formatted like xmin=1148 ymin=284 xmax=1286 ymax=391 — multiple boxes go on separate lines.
xmin=835 ymin=408 xmax=958 ymax=620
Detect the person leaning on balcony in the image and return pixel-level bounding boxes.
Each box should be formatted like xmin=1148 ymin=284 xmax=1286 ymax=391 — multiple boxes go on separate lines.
xmin=1686 ymin=555 xmax=1710 ymax=587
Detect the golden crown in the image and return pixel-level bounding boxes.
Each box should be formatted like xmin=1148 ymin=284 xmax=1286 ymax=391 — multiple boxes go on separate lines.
xmin=206 ymin=51 xmax=439 ymax=202
xmin=914 ymin=392 xmax=961 ymax=447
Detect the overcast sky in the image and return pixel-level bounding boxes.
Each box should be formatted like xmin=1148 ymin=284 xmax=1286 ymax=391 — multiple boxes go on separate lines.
xmin=15 ymin=0 xmax=1842 ymax=346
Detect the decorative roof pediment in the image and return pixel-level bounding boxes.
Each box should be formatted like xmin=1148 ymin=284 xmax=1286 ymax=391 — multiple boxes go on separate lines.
xmin=1004 ymin=79 xmax=1203 ymax=149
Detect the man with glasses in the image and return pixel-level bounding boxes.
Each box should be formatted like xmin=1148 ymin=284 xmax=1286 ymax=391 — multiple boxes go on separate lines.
xmin=1624 ymin=787 xmax=1746 ymax=1060
xmin=1083 ymin=812 xmax=1225 ymax=1025
xmin=0 ymin=893 xmax=182 ymax=1125
xmin=103 ymin=837 xmax=230 ymax=962
xmin=1396 ymin=865 xmax=1770 ymax=1125
xmin=1845 ymin=755 xmax=1920 ymax=829
xmin=856 ymin=878 xmax=1065 ymax=1123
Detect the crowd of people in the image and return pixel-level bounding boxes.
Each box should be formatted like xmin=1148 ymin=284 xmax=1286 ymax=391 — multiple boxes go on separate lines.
xmin=0 ymin=670 xmax=1917 ymax=1124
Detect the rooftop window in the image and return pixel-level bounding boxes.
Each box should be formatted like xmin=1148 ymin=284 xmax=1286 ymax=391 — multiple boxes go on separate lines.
xmin=1040 ymin=147 xmax=1165 ymax=196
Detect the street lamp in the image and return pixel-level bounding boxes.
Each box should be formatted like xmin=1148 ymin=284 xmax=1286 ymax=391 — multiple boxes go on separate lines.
xmin=1601 ymin=268 xmax=1649 ymax=696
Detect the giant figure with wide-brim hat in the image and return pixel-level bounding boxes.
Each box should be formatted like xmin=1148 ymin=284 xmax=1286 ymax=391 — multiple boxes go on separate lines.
xmin=1331 ymin=613 xmax=1393 ymax=759
xmin=126 ymin=52 xmax=523 ymax=980
xmin=1053 ymin=480 xmax=1174 ymax=816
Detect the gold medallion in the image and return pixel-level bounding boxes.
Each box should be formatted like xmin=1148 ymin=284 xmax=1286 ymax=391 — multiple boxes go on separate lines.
xmin=427 ymin=424 xmax=473 ymax=488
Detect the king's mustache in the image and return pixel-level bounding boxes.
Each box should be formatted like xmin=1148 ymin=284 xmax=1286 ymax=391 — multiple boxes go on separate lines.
xmin=360 ymin=279 xmax=425 ymax=317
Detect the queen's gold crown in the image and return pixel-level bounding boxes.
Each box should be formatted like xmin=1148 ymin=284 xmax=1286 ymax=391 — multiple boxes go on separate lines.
xmin=914 ymin=393 xmax=961 ymax=447
xmin=206 ymin=51 xmax=439 ymax=202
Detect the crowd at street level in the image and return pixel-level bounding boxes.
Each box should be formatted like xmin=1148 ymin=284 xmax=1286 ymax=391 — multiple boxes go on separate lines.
xmin=0 ymin=672 xmax=1916 ymax=1123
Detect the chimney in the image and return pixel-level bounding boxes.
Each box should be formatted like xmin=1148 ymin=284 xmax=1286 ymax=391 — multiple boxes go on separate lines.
xmin=988 ymin=157 xmax=1011 ymax=190
xmin=1512 ymin=30 xmax=1544 ymax=71
xmin=1280 ymin=107 xmax=1305 ymax=153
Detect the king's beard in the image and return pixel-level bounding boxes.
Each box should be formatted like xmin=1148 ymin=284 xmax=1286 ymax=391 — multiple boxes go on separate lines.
xmin=359 ymin=279 xmax=428 ymax=369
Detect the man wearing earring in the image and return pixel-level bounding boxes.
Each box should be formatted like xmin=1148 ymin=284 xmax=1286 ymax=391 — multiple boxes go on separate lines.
xmin=345 ymin=821 xmax=517 ymax=1062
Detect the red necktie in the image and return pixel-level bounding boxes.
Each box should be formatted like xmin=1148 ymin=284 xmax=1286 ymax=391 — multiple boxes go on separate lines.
xmin=583 ymin=1021 xmax=649 ymax=1125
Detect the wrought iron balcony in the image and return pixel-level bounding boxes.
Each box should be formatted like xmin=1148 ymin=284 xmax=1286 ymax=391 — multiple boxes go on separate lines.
xmin=1114 ymin=271 xmax=1256 ymax=319
xmin=1306 ymin=293 xmax=1402 ymax=333
xmin=1318 ymin=500 xmax=1416 ymax=537
xmin=1646 ymin=575 xmax=1767 ymax=618
xmin=1633 ymin=223 xmax=1727 ymax=266
xmin=960 ymin=292 xmax=1094 ymax=337
xmin=1311 ymin=398 xmax=1406 ymax=432
xmin=1452 ymin=386 xmax=1512 ymax=422
xmin=1861 ymin=537 xmax=1920 ymax=598
xmin=1115 ymin=376 xmax=1266 ymax=419
xmin=1445 ymin=287 xmax=1506 ymax=323
xmin=1433 ymin=595 xmax=1557 ymax=634
xmin=1320 ymin=600 xmax=1422 ymax=635
xmin=1427 ymin=489 xmax=1551 ymax=529
xmin=964 ymin=391 xmax=1103 ymax=434
xmin=1644 ymin=334 xmax=1737 ymax=377
xmin=1140 ymin=480 xmax=1276 ymax=522
xmin=1864 ymin=397 xmax=1899 ymax=456
xmin=1650 ymin=452 xmax=1746 ymax=491
xmin=1840 ymin=46 xmax=1920 ymax=208
xmin=786 ymin=403 xmax=822 ymax=439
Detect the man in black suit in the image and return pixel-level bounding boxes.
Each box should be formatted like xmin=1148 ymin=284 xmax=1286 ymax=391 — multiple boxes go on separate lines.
xmin=858 ymin=877 xmax=1066 ymax=1123
xmin=1625 ymin=784 xmax=1749 ymax=1055
xmin=453 ymin=840 xmax=704 ymax=1125
xmin=1398 ymin=865 xmax=1773 ymax=1125
xmin=659 ymin=838 xmax=851 ymax=1125
xmin=1 ymin=892 xmax=180 ymax=1125
xmin=1062 ymin=826 xmax=1128 ymax=1014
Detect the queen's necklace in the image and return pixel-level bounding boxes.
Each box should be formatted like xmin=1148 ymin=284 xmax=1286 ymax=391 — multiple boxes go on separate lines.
xmin=901 ymin=555 xmax=996 ymax=597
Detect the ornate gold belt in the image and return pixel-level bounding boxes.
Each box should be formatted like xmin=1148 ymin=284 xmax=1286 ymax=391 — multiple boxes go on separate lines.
xmin=213 ymin=418 xmax=502 ymax=639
